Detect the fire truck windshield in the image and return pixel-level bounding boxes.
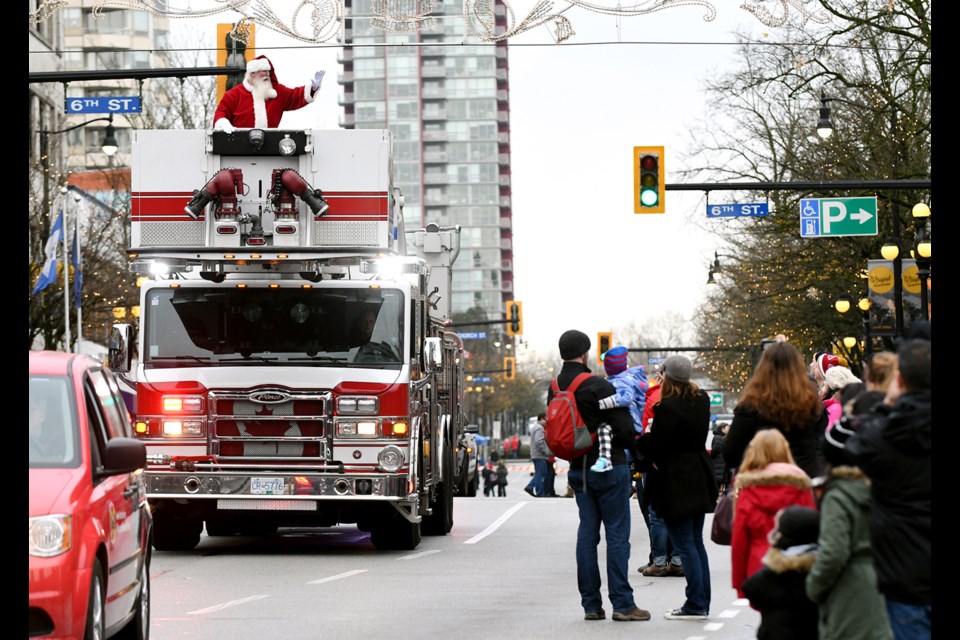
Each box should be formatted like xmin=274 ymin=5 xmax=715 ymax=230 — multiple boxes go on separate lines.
xmin=141 ymin=287 xmax=404 ymax=367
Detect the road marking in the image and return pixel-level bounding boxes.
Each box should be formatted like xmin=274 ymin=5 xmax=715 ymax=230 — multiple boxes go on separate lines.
xmin=188 ymin=595 xmax=269 ymax=615
xmin=307 ymin=569 xmax=368 ymax=584
xmin=464 ymin=502 xmax=528 ymax=544
xmin=717 ymin=608 xmax=740 ymax=618
xmin=732 ymin=598 xmax=750 ymax=606
xmin=703 ymin=622 xmax=724 ymax=631
xmin=398 ymin=549 xmax=441 ymax=561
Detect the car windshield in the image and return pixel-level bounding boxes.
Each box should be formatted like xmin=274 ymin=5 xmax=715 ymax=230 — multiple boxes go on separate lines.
xmin=29 ymin=376 xmax=80 ymax=468
xmin=142 ymin=286 xmax=405 ymax=368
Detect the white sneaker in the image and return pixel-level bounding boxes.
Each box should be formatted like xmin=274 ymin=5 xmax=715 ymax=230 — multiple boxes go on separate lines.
xmin=590 ymin=457 xmax=613 ymax=473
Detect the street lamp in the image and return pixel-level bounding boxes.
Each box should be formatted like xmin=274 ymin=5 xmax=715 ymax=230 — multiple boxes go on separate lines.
xmin=706 ymin=251 xmax=737 ymax=285
xmin=816 ymin=91 xmax=905 ymax=337
xmin=40 ymin=113 xmax=119 ymax=160
xmin=911 ymin=202 xmax=931 ymax=321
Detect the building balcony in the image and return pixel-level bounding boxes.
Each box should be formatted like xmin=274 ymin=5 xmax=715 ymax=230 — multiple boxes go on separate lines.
xmin=498 ymin=153 xmax=510 ymax=165
xmin=499 ymin=216 xmax=512 ymax=229
xmin=495 ymin=48 xmax=507 ymax=59
xmin=500 ymin=238 xmax=512 ymax=250
xmin=337 ymin=92 xmax=354 ymax=106
xmin=501 ymin=258 xmax=513 ymax=271
xmin=422 ymin=86 xmax=446 ymax=99
xmin=423 ymin=150 xmax=447 ymax=163
xmin=498 ymin=132 xmax=510 ymax=144
xmin=421 ymin=45 xmax=445 ymax=57
xmin=497 ymin=110 xmax=509 ymax=123
xmin=499 ymin=195 xmax=511 ymax=208
xmin=339 ymin=113 xmax=356 ymax=127
xmin=500 ymin=280 xmax=513 ymax=292
xmin=498 ymin=175 xmax=511 ymax=187
xmin=423 ymin=173 xmax=448 ymax=184
xmin=423 ymin=130 xmax=448 ymax=142
xmin=338 ymin=71 xmax=354 ymax=84
xmin=422 ymin=109 xmax=447 ymax=121
xmin=337 ymin=50 xmax=353 ymax=64
xmin=424 ymin=193 xmax=450 ymax=205
xmin=496 ymin=69 xmax=507 ymax=82
xmin=421 ymin=66 xmax=447 ymax=79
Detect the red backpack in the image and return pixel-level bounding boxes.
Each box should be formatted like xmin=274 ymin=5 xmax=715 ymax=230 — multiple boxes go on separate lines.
xmin=545 ymin=373 xmax=596 ymax=461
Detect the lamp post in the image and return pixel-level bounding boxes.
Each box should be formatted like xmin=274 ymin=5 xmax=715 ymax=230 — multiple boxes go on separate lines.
xmin=706 ymin=251 xmax=737 ymax=285
xmin=911 ymin=202 xmax=931 ymax=321
xmin=817 ymin=92 xmax=905 ymax=337
xmin=834 ymin=274 xmax=873 ymax=357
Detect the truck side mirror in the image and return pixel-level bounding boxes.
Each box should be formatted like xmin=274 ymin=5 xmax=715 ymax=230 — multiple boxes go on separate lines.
xmin=108 ymin=324 xmax=133 ymax=373
xmin=423 ymin=337 xmax=443 ymax=373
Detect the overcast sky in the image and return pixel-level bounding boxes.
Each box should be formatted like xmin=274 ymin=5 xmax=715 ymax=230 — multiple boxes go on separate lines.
xmin=178 ymin=2 xmax=774 ymax=357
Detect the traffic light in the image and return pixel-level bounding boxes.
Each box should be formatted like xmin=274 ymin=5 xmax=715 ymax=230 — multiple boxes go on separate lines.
xmin=505 ymin=300 xmax=523 ymax=337
xmin=503 ymin=356 xmax=515 ymax=381
xmin=633 ymin=146 xmax=665 ymax=214
xmin=597 ymin=332 xmax=612 ymax=365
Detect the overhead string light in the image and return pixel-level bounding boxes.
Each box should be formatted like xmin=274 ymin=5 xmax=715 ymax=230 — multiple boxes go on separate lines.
xmin=31 ymin=0 xmax=833 ymax=44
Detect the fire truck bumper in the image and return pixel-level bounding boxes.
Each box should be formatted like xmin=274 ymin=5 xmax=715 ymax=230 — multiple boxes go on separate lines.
xmin=144 ymin=472 xmax=413 ymax=502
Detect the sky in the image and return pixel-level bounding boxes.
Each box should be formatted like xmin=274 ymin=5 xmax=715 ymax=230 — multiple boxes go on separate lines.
xmin=173 ymin=2 xmax=776 ymax=357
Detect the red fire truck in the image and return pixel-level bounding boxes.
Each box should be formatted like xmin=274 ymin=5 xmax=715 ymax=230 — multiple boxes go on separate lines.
xmin=108 ymin=127 xmax=466 ymax=551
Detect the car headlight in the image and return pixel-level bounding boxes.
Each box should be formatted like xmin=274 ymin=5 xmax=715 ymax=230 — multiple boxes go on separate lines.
xmin=29 ymin=514 xmax=72 ymax=557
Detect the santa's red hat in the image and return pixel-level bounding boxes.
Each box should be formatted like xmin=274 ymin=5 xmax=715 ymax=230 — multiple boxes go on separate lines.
xmin=246 ymin=55 xmax=279 ymax=91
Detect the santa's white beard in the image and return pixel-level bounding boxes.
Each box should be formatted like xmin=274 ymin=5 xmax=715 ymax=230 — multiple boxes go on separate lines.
xmin=248 ymin=76 xmax=277 ymax=128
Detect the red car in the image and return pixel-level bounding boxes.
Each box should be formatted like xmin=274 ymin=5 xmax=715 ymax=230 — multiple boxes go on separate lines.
xmin=29 ymin=350 xmax=153 ymax=639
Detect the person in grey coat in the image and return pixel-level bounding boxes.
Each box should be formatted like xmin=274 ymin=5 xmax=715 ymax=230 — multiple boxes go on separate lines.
xmin=524 ymin=413 xmax=553 ymax=497
xmin=805 ymin=410 xmax=892 ymax=640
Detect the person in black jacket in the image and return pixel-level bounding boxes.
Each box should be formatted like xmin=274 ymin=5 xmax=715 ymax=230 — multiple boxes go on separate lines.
xmin=710 ymin=417 xmax=731 ymax=488
xmin=724 ymin=341 xmax=828 ymax=478
xmin=845 ymin=338 xmax=931 ymax=640
xmin=550 ymin=330 xmax=650 ymax=623
xmin=636 ymin=354 xmax=719 ymax=621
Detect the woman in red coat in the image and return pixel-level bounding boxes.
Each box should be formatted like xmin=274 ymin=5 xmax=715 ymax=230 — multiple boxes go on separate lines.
xmin=731 ymin=428 xmax=816 ymax=601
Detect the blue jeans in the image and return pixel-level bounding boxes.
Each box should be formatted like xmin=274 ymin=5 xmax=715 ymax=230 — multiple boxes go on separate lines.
xmin=642 ymin=474 xmax=679 ymax=566
xmin=525 ymin=458 xmax=549 ymax=496
xmin=886 ymin=598 xmax=931 ymax=640
xmin=568 ymin=463 xmax=636 ymax=613
xmin=663 ymin=513 xmax=710 ymax=614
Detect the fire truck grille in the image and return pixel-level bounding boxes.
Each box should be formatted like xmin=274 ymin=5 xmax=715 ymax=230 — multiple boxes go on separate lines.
xmin=209 ymin=392 xmax=329 ymax=460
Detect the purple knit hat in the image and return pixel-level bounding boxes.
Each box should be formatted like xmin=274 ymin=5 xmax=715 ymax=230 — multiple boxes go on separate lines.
xmin=603 ymin=345 xmax=629 ymax=375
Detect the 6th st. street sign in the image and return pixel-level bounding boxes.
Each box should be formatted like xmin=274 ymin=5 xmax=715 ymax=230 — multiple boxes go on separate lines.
xmin=799 ymin=197 xmax=878 ymax=238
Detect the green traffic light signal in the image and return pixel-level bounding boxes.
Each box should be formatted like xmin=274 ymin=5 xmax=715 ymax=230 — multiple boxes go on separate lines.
xmin=634 ymin=146 xmax=665 ymax=214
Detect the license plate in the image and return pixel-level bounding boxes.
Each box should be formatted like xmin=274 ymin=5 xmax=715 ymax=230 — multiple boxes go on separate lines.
xmin=250 ymin=477 xmax=285 ymax=495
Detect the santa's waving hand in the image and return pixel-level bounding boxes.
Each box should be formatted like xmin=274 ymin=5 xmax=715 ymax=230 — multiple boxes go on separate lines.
xmin=214 ymin=55 xmax=323 ymax=131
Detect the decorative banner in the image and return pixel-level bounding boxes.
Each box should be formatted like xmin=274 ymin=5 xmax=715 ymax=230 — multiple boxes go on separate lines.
xmin=867 ymin=259 xmax=923 ymax=337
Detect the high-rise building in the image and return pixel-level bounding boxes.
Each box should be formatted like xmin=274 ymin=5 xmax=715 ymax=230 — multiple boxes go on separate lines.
xmin=339 ymin=0 xmax=515 ymax=321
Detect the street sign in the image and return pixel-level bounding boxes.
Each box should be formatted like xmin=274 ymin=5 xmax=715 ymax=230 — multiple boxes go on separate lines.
xmin=647 ymin=356 xmax=665 ymax=367
xmin=66 ymin=97 xmax=142 ymax=114
xmin=799 ymin=197 xmax=878 ymax=238
xmin=709 ymin=392 xmax=723 ymax=406
xmin=456 ymin=331 xmax=488 ymax=340
xmin=706 ymin=203 xmax=769 ymax=218
xmin=472 ymin=376 xmax=492 ymax=383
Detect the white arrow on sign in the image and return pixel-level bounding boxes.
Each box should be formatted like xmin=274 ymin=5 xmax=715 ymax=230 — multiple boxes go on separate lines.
xmin=849 ymin=208 xmax=874 ymax=225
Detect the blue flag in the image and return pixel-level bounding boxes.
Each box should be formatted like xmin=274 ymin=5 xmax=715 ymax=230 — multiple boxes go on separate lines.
xmin=72 ymin=227 xmax=82 ymax=308
xmin=33 ymin=210 xmax=63 ymax=295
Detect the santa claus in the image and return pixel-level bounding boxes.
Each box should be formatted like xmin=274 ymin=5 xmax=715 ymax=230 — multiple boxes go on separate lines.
xmin=213 ymin=55 xmax=324 ymax=132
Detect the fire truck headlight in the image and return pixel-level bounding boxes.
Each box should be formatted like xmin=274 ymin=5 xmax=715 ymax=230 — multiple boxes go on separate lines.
xmin=378 ymin=446 xmax=404 ymax=472
xmin=162 ymin=420 xmax=203 ymax=436
xmin=336 ymin=420 xmax=379 ymax=437
xmin=337 ymin=396 xmax=379 ymax=415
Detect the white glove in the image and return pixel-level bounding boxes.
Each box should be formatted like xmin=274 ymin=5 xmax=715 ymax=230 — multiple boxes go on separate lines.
xmin=311 ymin=70 xmax=326 ymax=91
xmin=214 ymin=117 xmax=235 ymax=134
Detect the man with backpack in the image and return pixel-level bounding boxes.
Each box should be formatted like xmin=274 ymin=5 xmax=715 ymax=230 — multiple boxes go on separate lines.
xmin=547 ymin=329 xmax=651 ymax=623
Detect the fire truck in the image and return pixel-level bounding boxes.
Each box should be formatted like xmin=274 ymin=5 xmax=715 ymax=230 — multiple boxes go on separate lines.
xmin=107 ymin=127 xmax=467 ymax=551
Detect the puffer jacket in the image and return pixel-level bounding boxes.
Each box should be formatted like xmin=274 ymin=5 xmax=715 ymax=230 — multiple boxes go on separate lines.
xmin=741 ymin=543 xmax=819 ymax=640
xmin=845 ymin=389 xmax=931 ymax=605
xmin=731 ymin=463 xmax=816 ymax=596
xmin=606 ymin=365 xmax=648 ymax=433
xmin=806 ymin=466 xmax=892 ymax=640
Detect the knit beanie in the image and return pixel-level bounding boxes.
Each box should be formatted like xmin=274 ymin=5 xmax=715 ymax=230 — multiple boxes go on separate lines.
xmin=603 ymin=346 xmax=629 ymax=375
xmin=662 ymin=354 xmax=692 ymax=383
xmin=558 ymin=330 xmax=591 ymax=360
xmin=773 ymin=506 xmax=820 ymax=549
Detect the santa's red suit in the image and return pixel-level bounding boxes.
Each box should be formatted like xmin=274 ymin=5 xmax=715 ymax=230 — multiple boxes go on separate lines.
xmin=213 ymin=55 xmax=317 ymax=129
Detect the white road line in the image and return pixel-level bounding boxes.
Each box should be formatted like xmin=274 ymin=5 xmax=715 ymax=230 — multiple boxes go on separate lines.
xmin=685 ymin=636 xmax=707 ymax=640
xmin=717 ymin=608 xmax=740 ymax=618
xmin=464 ymin=502 xmax=528 ymax=544
xmin=398 ymin=549 xmax=442 ymax=561
xmin=188 ymin=595 xmax=269 ymax=615
xmin=307 ymin=569 xmax=368 ymax=585
xmin=703 ymin=622 xmax=725 ymax=631
xmin=731 ymin=598 xmax=750 ymax=606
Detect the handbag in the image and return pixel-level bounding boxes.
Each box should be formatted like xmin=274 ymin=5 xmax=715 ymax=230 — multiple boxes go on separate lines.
xmin=711 ymin=472 xmax=736 ymax=546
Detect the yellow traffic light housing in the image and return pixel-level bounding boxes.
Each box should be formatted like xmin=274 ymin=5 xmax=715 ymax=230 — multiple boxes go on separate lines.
xmin=597 ymin=332 xmax=612 ymax=365
xmin=633 ymin=146 xmax=665 ymax=214
xmin=505 ymin=300 xmax=523 ymax=337
xmin=503 ymin=356 xmax=516 ymax=381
